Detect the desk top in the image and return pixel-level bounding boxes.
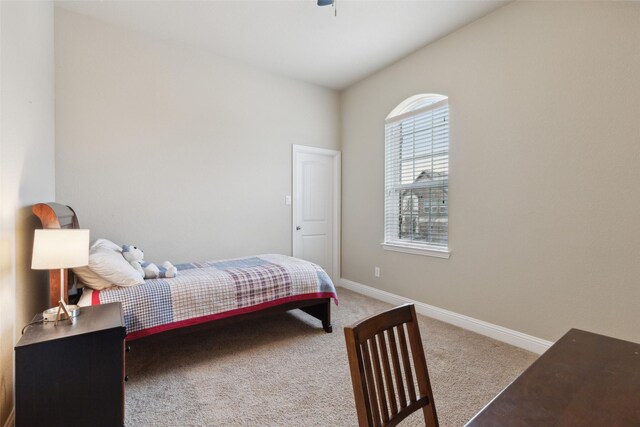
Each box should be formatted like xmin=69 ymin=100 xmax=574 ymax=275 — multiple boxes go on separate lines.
xmin=466 ymin=328 xmax=640 ymax=427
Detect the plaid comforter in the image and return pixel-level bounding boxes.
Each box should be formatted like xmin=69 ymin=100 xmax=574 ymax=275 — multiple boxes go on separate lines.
xmin=83 ymin=254 xmax=337 ymax=340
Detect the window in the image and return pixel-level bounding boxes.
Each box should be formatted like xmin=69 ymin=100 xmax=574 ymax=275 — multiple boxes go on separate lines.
xmin=383 ymin=94 xmax=450 ymax=258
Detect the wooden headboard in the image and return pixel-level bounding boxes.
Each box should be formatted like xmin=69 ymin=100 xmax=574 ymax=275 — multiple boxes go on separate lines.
xmin=32 ymin=203 xmax=80 ymax=307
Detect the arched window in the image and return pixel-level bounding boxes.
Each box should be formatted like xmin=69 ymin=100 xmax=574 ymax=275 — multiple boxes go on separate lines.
xmin=383 ymin=94 xmax=450 ymax=258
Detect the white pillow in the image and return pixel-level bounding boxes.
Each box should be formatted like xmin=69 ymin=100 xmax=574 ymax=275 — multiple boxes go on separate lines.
xmin=72 ymin=265 xmax=114 ymax=290
xmin=92 ymin=238 xmax=122 ymax=252
xmin=87 ymin=238 xmax=144 ymax=288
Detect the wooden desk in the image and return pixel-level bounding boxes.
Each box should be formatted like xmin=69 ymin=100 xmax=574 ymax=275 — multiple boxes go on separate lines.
xmin=466 ymin=328 xmax=640 ymax=426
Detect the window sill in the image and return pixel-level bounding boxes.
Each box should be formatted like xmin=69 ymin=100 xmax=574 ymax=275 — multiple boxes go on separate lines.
xmin=382 ymin=242 xmax=451 ymax=259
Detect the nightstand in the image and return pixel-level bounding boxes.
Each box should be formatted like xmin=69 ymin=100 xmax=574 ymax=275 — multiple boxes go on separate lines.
xmin=15 ymin=302 xmax=126 ymax=427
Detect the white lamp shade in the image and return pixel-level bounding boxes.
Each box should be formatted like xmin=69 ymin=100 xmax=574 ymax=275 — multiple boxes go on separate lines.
xmin=31 ymin=229 xmax=90 ymax=270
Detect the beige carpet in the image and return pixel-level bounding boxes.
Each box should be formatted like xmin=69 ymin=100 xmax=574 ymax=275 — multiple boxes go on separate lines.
xmin=124 ymin=289 xmax=537 ymax=426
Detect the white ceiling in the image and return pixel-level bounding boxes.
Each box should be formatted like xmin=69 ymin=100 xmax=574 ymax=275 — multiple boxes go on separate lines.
xmin=56 ymin=0 xmax=510 ymax=90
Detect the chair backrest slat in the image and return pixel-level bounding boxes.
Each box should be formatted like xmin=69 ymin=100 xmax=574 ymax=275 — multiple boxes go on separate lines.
xmin=370 ymin=335 xmax=389 ymax=423
xmin=386 ymin=327 xmax=408 ymax=409
xmin=361 ymin=339 xmax=382 ymax=426
xmin=378 ymin=331 xmax=398 ymax=416
xmin=344 ymin=304 xmax=439 ymax=427
xmin=397 ymin=324 xmax=417 ymax=403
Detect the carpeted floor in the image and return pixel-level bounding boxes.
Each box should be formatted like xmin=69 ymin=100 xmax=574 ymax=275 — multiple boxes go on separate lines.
xmin=124 ymin=289 xmax=537 ymax=426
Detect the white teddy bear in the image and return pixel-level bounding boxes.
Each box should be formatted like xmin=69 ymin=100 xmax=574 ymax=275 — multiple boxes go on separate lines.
xmin=121 ymin=245 xmax=178 ymax=279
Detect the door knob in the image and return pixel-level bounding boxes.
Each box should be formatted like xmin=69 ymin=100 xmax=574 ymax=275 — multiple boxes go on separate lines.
xmin=296 ymin=226 xmax=301 ymax=230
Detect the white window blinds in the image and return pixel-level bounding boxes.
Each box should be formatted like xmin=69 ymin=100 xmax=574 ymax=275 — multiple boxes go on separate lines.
xmin=384 ymin=96 xmax=449 ymax=250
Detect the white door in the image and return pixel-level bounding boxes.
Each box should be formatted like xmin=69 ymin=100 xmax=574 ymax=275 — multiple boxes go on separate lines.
xmin=292 ymin=145 xmax=340 ymax=280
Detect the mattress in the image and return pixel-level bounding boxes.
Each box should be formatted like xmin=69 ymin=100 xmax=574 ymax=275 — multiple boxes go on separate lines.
xmin=79 ymin=253 xmax=337 ymax=340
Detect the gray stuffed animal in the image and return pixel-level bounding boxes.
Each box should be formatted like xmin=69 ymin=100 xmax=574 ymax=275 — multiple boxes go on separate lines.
xmin=122 ymin=245 xmax=178 ymax=279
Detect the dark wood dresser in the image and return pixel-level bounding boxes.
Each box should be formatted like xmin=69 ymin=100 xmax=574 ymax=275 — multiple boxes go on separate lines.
xmin=15 ymin=302 xmax=126 ymax=427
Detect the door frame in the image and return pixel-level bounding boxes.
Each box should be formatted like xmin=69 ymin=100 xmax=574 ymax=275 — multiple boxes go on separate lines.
xmin=292 ymin=144 xmax=341 ymax=281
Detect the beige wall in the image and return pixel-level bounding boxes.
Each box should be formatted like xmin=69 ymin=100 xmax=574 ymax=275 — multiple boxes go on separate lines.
xmin=0 ymin=1 xmax=56 ymax=423
xmin=341 ymin=1 xmax=640 ymax=343
xmin=55 ymin=8 xmax=339 ymax=264
xmin=53 ymin=2 xmax=640 ymax=345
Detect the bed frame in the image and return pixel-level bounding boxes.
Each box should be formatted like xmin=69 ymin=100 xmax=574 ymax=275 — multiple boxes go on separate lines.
xmin=32 ymin=202 xmax=333 ymax=334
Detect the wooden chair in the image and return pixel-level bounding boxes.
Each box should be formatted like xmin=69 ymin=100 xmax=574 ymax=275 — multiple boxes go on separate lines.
xmin=344 ymin=304 xmax=439 ymax=427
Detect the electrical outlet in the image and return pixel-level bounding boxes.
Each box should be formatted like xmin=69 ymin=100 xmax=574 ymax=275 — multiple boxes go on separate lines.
xmin=374 ymin=267 xmax=380 ymax=277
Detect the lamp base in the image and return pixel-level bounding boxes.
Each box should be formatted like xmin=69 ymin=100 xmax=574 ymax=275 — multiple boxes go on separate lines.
xmin=43 ymin=304 xmax=80 ymax=322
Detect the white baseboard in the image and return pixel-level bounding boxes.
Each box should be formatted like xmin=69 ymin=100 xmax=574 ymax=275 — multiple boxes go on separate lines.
xmin=3 ymin=407 xmax=15 ymax=427
xmin=339 ymin=278 xmax=552 ymax=354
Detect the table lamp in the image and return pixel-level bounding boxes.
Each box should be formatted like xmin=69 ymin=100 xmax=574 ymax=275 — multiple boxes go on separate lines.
xmin=31 ymin=229 xmax=90 ymax=323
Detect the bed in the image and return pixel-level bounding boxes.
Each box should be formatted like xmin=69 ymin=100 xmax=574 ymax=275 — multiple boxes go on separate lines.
xmin=32 ymin=202 xmax=337 ymax=340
